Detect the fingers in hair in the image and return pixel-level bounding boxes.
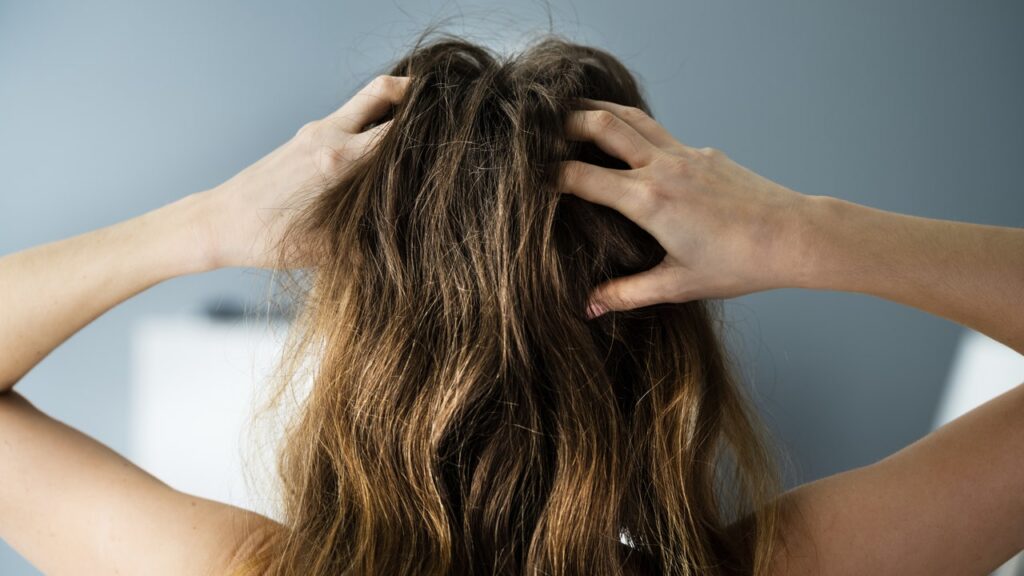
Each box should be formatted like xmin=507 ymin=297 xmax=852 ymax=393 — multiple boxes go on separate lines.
xmin=588 ymin=263 xmax=682 ymax=316
xmin=576 ymin=98 xmax=680 ymax=149
xmin=328 ymin=75 xmax=412 ymax=133
xmin=557 ymin=160 xmax=656 ymax=226
xmin=564 ymin=109 xmax=657 ymax=168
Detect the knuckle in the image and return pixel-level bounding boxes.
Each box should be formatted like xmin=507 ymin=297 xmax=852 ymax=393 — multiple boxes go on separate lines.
xmin=631 ymin=177 xmax=664 ymax=217
xmin=599 ymin=284 xmax=624 ymax=309
xmin=664 ymin=153 xmax=693 ymax=177
xmin=635 ymin=176 xmax=660 ymax=202
xmin=369 ymin=74 xmax=400 ymax=95
xmin=621 ymin=105 xmax=649 ymax=121
xmin=634 ymin=177 xmax=667 ymax=208
xmin=591 ymin=109 xmax=619 ymax=130
xmin=699 ymin=146 xmax=722 ymax=159
xmin=296 ymin=120 xmax=320 ymax=139
xmin=613 ymin=287 xmax=643 ymax=311
xmin=319 ymin=143 xmax=351 ymax=172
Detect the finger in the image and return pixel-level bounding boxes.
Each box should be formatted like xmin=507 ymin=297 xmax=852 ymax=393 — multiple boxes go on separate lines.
xmin=327 ymin=75 xmax=412 ymax=133
xmin=586 ymin=263 xmax=680 ymax=317
xmin=349 ymin=118 xmax=394 ymax=150
xmin=558 ymin=160 xmax=654 ymax=226
xmin=565 ymin=109 xmax=657 ymax=168
xmin=577 ymin=98 xmax=681 ymax=149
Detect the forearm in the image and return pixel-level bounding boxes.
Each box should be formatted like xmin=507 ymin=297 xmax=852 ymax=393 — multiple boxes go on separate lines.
xmin=0 ymin=192 xmax=216 ymax=392
xmin=793 ymin=195 xmax=1024 ymax=355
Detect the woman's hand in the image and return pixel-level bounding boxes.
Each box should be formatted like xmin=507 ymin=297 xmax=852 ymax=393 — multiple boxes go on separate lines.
xmin=559 ymin=99 xmax=814 ymax=317
xmin=200 ymin=75 xmax=411 ymax=269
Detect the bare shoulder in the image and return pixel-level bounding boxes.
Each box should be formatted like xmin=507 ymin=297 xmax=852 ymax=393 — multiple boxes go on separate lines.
xmin=768 ymin=383 xmax=1024 ymax=576
xmin=0 ymin=389 xmax=279 ymax=576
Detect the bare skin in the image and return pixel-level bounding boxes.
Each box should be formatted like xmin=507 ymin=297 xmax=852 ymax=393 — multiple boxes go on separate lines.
xmin=561 ymin=99 xmax=1024 ymax=574
xmin=0 ymin=75 xmax=1020 ymax=575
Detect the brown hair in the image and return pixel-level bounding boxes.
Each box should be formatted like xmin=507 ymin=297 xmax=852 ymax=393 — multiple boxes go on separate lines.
xmin=238 ymin=32 xmax=782 ymax=576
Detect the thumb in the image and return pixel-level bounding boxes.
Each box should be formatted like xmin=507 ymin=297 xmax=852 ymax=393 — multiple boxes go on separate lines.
xmin=586 ymin=263 xmax=679 ymax=318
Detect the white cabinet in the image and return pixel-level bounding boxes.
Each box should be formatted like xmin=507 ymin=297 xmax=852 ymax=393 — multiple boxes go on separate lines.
xmin=129 ymin=315 xmax=297 ymax=521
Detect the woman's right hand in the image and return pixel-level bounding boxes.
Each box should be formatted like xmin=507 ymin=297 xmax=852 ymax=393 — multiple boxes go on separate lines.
xmin=559 ymin=99 xmax=815 ymax=317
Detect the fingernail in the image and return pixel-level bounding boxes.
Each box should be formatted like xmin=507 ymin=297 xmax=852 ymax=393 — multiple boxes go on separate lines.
xmin=585 ymin=301 xmax=606 ymax=319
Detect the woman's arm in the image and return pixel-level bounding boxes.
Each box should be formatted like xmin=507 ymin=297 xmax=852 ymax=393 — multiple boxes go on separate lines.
xmin=0 ymin=74 xmax=410 ymax=575
xmin=768 ymin=196 xmax=1024 ymax=575
xmin=771 ymin=375 xmax=1024 ymax=576
xmin=793 ymin=195 xmax=1024 ymax=355
xmin=0 ymin=74 xmax=411 ymax=393
xmin=0 ymin=193 xmax=214 ymax=392
xmin=560 ymin=99 xmax=1024 ymax=575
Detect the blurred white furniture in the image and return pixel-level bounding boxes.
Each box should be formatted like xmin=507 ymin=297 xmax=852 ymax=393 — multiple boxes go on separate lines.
xmin=933 ymin=328 xmax=1024 ymax=576
xmin=934 ymin=329 xmax=1024 ymax=428
xmin=129 ymin=314 xmax=293 ymax=521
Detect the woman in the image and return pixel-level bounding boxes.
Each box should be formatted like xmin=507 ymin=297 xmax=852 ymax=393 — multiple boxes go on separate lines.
xmin=0 ymin=34 xmax=1021 ymax=576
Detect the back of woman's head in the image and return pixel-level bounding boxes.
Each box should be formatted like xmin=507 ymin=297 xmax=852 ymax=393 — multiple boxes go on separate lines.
xmin=245 ymin=32 xmax=782 ymax=576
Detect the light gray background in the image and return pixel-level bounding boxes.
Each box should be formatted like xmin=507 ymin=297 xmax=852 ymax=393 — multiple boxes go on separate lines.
xmin=1 ymin=1 xmax=1022 ymax=573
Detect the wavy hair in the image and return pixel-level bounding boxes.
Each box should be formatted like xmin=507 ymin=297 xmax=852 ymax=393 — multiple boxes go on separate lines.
xmin=237 ymin=33 xmax=783 ymax=576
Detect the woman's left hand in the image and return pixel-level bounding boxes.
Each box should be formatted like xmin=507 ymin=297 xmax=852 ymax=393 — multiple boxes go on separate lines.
xmin=198 ymin=75 xmax=411 ymax=269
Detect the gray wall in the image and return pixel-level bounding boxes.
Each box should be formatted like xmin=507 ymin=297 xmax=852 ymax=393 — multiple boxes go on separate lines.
xmin=1 ymin=1 xmax=1022 ymax=573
